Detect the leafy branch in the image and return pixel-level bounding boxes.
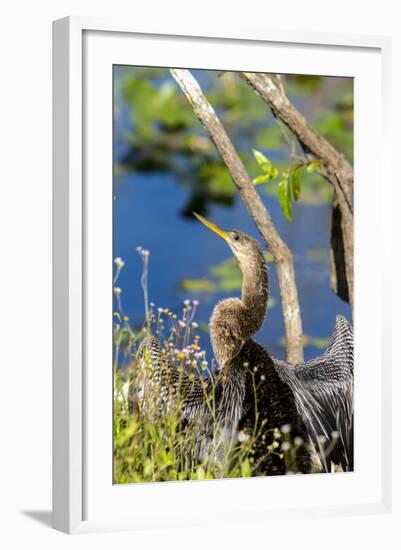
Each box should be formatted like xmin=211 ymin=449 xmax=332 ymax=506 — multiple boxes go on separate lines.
xmin=252 ymin=148 xmax=321 ymax=221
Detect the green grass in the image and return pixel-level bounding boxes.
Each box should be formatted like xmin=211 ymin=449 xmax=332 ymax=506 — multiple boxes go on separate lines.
xmin=113 ymin=360 xmax=310 ymax=483
xmin=114 ymin=367 xmax=258 ymax=483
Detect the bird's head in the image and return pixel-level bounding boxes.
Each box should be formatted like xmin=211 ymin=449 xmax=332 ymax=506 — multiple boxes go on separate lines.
xmin=193 ymin=212 xmax=263 ymax=267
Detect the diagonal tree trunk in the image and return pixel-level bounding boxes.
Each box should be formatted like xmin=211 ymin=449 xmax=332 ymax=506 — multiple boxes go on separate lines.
xmin=171 ymin=68 xmax=304 ymax=364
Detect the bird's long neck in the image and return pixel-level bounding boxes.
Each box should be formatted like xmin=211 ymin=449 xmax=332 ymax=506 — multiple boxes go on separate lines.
xmin=209 ymin=246 xmax=268 ymax=367
xmin=239 ymin=249 xmax=269 ymax=335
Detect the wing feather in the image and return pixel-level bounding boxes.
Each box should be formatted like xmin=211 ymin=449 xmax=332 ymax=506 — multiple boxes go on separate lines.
xmin=275 ymin=315 xmax=353 ymax=471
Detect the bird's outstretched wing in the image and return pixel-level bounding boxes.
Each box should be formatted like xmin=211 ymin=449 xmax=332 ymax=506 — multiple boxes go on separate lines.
xmin=275 ymin=315 xmax=353 ymax=471
xmin=135 ymin=335 xmax=246 ymax=467
xmin=136 ymin=335 xmax=211 ymax=420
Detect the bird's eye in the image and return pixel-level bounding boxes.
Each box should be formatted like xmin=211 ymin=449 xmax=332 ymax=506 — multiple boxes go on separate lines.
xmin=233 ymin=233 xmax=240 ymax=241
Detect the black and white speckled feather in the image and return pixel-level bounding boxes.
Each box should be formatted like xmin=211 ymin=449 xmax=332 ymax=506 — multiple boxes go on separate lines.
xmin=136 ymin=335 xmax=211 ymax=420
xmin=275 ymin=314 xmax=353 ymax=471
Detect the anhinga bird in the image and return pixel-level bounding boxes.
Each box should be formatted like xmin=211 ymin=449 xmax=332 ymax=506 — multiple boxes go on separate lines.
xmin=137 ymin=213 xmax=353 ymax=475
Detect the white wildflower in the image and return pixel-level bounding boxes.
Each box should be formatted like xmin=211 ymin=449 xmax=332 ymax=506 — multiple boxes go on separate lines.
xmin=237 ymin=430 xmax=250 ymax=442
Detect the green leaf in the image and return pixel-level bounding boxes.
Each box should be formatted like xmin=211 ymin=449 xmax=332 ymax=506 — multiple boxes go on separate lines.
xmin=143 ymin=458 xmax=153 ymax=478
xmin=270 ymin=166 xmax=279 ymax=180
xmin=291 ymin=166 xmax=301 ymax=201
xmin=252 ymin=173 xmax=271 ymax=185
xmin=278 ymin=174 xmax=292 ymax=221
xmin=252 ymin=149 xmax=279 ymax=185
xmin=306 ymin=160 xmax=320 ymax=173
xmin=196 ymin=466 xmax=205 ymax=480
xmin=252 ymin=148 xmax=273 ymax=174
xmin=241 ymin=458 xmax=252 ymax=478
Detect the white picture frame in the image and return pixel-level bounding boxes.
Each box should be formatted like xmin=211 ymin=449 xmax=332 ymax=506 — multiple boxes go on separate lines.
xmin=52 ymin=16 xmax=392 ymax=534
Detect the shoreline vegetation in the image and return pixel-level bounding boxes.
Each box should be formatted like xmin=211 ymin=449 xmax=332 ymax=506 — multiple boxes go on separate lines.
xmin=113 ymin=250 xmax=340 ymax=483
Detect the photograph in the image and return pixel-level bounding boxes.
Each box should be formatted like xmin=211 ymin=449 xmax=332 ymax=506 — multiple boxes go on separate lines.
xmin=112 ymin=66 xmax=354 ymax=484
xmin=1 ymin=2 xmax=394 ymax=544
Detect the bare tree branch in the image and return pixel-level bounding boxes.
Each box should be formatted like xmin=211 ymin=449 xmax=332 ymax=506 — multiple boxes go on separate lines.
xmin=241 ymin=72 xmax=354 ymax=306
xmin=170 ymin=68 xmax=304 ymax=364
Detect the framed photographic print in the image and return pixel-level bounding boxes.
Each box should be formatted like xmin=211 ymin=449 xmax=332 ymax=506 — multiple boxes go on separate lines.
xmin=52 ymin=17 xmax=392 ymax=534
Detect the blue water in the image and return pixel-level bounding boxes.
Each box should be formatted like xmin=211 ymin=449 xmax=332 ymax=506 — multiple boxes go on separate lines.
xmin=113 ymin=72 xmax=352 ymax=363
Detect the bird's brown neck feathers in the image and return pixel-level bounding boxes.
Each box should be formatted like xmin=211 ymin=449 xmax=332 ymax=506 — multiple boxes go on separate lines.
xmin=209 ymin=242 xmax=269 ymax=367
xmin=239 ymin=247 xmax=269 ymax=335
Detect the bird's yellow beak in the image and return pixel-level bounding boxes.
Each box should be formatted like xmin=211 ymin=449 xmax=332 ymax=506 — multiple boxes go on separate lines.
xmin=193 ymin=212 xmax=229 ymax=241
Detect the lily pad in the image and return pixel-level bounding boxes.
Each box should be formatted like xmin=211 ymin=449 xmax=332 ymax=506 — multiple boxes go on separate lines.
xmin=181 ymin=254 xmax=274 ymax=294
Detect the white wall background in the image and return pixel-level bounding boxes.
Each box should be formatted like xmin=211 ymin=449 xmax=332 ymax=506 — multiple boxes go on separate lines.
xmin=0 ymin=1 xmax=399 ymax=548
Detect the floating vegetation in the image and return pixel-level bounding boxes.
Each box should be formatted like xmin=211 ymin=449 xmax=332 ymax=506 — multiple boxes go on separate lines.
xmin=303 ymin=335 xmax=331 ymax=349
xmin=281 ymin=334 xmax=330 ymax=350
xmin=305 ymin=248 xmax=328 ymax=261
xmin=179 ymin=278 xmax=217 ymax=292
xmin=180 ymin=254 xmax=275 ymax=298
